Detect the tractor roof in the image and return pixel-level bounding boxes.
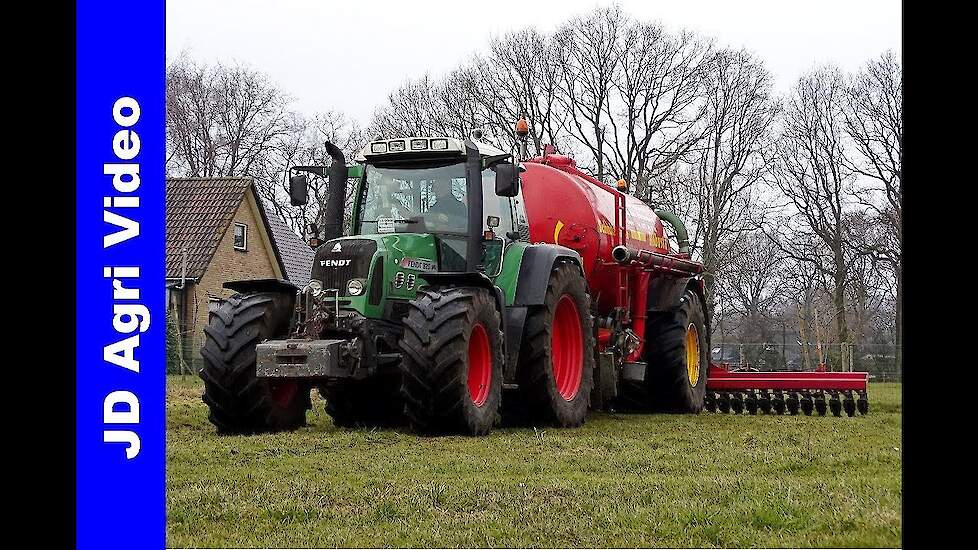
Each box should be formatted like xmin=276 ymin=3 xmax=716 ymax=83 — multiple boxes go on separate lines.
xmin=356 ymin=136 xmax=507 ymax=163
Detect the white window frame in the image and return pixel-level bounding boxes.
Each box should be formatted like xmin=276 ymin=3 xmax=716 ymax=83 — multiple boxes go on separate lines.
xmin=233 ymin=222 xmax=248 ymax=251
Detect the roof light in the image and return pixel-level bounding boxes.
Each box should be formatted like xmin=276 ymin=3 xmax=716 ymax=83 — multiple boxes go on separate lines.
xmin=389 ymin=140 xmax=406 ymax=152
xmin=430 ymin=138 xmax=449 ymax=150
xmin=410 ymin=138 xmax=428 ymax=150
xmin=370 ymin=142 xmax=388 ymax=153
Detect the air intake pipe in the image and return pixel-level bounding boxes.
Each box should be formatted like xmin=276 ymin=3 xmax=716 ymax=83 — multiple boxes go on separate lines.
xmin=612 ymin=245 xmax=703 ymax=276
xmin=321 ymin=141 xmax=349 ymax=241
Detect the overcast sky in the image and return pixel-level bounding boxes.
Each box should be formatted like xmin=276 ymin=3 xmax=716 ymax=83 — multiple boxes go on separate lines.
xmin=167 ymin=0 xmax=901 ymax=125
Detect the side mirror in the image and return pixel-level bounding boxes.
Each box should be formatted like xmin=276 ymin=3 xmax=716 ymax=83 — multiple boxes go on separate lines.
xmin=289 ymin=173 xmax=308 ymax=206
xmin=493 ymin=162 xmax=521 ymax=197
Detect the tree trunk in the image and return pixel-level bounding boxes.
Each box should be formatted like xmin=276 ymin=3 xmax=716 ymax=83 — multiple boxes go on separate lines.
xmin=797 ymin=302 xmax=812 ymax=371
xmin=833 ymin=248 xmax=850 ymax=346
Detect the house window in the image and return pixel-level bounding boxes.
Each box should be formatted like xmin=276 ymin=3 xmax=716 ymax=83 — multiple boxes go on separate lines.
xmin=233 ymin=222 xmax=248 ymax=251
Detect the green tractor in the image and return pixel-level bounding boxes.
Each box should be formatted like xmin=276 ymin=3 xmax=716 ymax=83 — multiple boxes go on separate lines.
xmin=199 ymin=133 xmax=710 ymax=435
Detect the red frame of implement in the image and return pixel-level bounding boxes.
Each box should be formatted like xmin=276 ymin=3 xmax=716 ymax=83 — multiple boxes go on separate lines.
xmin=706 ymin=364 xmax=868 ymax=391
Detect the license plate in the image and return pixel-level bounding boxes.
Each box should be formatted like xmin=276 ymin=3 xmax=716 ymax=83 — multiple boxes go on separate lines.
xmin=399 ymin=257 xmax=437 ymax=272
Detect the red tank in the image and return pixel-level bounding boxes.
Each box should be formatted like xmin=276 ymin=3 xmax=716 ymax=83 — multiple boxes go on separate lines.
xmin=519 ymin=152 xmax=871 ymax=408
xmin=520 ymin=154 xmax=670 ymax=314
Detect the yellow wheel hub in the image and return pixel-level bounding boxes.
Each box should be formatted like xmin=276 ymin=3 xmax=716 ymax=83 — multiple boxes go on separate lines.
xmin=685 ymin=323 xmax=700 ymax=387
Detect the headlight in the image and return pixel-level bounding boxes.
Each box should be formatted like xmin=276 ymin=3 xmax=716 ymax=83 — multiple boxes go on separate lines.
xmin=388 ymin=140 xmax=406 ymax=152
xmin=370 ymin=142 xmax=388 ymax=153
xmin=430 ymin=138 xmax=449 ymax=150
xmin=346 ymin=278 xmax=365 ymax=296
xmin=307 ymin=279 xmax=323 ymax=296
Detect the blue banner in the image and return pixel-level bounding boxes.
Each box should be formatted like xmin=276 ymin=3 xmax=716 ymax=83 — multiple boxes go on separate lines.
xmin=76 ymin=1 xmax=165 ymax=548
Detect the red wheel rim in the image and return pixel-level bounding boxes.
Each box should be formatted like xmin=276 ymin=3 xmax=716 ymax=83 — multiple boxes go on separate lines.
xmin=551 ymin=295 xmax=584 ymax=401
xmin=269 ymin=381 xmax=298 ymax=409
xmin=467 ymin=323 xmax=492 ymax=407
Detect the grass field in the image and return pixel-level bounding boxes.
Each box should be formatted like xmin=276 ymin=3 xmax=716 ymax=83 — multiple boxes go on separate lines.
xmin=167 ymin=376 xmax=901 ymax=548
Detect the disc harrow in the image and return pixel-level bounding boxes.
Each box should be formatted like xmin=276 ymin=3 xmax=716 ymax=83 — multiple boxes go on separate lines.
xmin=703 ymin=365 xmax=869 ymax=417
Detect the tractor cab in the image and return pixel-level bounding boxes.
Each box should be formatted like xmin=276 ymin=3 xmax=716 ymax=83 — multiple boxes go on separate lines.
xmin=349 ymin=137 xmax=523 ymax=276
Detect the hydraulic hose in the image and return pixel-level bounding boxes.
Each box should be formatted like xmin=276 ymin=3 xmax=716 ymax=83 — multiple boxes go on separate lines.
xmin=654 ymin=208 xmax=691 ymax=255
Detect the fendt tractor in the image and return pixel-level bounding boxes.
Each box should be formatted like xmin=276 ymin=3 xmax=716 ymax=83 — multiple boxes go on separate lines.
xmin=199 ymin=122 xmax=870 ymax=436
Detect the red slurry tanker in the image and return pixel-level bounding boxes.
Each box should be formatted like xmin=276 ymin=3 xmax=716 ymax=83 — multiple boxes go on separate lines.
xmin=519 ymin=150 xmax=869 ymax=417
xmin=198 ymin=120 xmax=868 ymax=437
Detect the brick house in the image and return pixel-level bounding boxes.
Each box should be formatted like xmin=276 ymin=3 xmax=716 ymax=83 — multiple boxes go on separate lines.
xmin=165 ymin=177 xmax=314 ymax=367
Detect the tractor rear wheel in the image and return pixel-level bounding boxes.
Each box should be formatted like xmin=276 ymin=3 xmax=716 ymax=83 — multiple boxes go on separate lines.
xmin=319 ymin=376 xmax=403 ymax=428
xmin=642 ymin=288 xmax=709 ymax=413
xmin=199 ymin=292 xmax=310 ymax=434
xmin=398 ymin=287 xmax=504 ymax=435
xmin=516 ymin=262 xmax=595 ymax=428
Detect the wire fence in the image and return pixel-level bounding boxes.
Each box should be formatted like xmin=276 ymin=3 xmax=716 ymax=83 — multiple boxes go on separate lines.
xmin=167 ymin=327 xmax=206 ymax=376
xmin=711 ymin=342 xmax=901 ymax=382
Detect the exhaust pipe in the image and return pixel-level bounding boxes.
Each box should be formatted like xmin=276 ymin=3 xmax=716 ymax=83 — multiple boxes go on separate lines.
xmin=612 ymin=245 xmax=703 ymax=276
xmin=321 ymin=141 xmax=349 ymax=241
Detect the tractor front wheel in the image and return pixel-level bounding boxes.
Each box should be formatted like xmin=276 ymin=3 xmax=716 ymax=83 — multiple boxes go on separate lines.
xmin=517 ymin=262 xmax=595 ymax=427
xmin=398 ymin=287 xmax=504 ymax=435
xmin=199 ymin=292 xmax=310 ymax=434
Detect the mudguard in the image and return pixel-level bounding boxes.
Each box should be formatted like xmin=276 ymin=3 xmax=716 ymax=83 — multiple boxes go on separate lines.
xmin=222 ymin=278 xmax=300 ymax=295
xmin=512 ymin=244 xmax=584 ymax=306
xmin=646 ymin=276 xmax=712 ymax=346
xmin=647 ymin=276 xmax=692 ymax=312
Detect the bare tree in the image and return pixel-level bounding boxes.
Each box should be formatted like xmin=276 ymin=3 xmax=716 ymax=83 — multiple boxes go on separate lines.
xmin=553 ymin=5 xmax=626 ymax=180
xmin=651 ymin=48 xmax=778 ymax=317
xmin=767 ymin=66 xmax=857 ymax=345
xmin=369 ymin=74 xmax=445 ymax=138
xmin=722 ymin=231 xmax=785 ymax=336
xmin=468 ymin=29 xmax=569 ymax=155
xmin=256 ymin=111 xmax=366 ymax=235
xmin=842 ymin=50 xmax=902 ymax=370
xmin=166 ymin=54 xmax=291 ymax=178
xmin=607 ymin=23 xmax=712 ymax=192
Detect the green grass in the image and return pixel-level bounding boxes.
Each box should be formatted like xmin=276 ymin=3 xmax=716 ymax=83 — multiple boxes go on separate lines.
xmin=167 ymin=376 xmax=901 ymax=548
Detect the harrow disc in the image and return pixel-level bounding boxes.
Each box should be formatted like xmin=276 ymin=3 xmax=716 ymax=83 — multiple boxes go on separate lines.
xmin=828 ymin=392 xmax=842 ymax=417
xmin=857 ymin=391 xmax=869 ymax=415
xmin=730 ymin=392 xmax=744 ymax=414
xmin=772 ymin=391 xmax=786 ymax=415
xmin=800 ymin=393 xmax=814 ymax=416
xmin=814 ymin=393 xmax=827 ymax=416
xmin=786 ymin=392 xmax=800 ymax=415
xmin=704 ymin=392 xmax=717 ymax=412
xmin=758 ymin=391 xmax=773 ymax=414
xmin=745 ymin=392 xmax=759 ymax=415
xmin=717 ymin=392 xmax=730 ymax=413
xmin=843 ymin=391 xmax=856 ymax=417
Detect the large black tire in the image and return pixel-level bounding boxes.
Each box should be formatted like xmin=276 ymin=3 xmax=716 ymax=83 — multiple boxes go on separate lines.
xmin=516 ymin=263 xmax=595 ymax=427
xmin=642 ymin=288 xmax=709 ymax=413
xmin=318 ymin=376 xmax=403 ymax=428
xmin=199 ymin=292 xmax=310 ymax=434
xmin=398 ymin=287 xmax=504 ymax=435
